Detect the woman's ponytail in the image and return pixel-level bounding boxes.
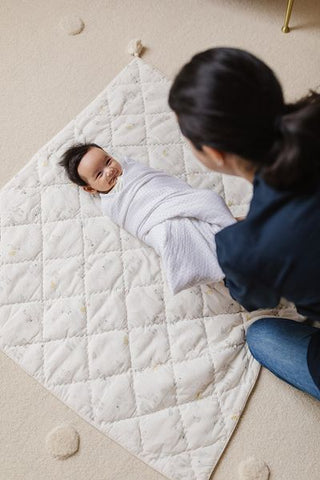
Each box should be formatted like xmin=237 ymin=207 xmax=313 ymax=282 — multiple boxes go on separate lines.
xmin=262 ymin=90 xmax=320 ymax=191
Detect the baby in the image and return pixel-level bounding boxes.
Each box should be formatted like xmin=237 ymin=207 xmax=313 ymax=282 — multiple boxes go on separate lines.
xmin=59 ymin=143 xmax=236 ymax=294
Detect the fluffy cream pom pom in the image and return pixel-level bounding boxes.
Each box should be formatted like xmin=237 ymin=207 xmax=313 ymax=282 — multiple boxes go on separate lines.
xmin=238 ymin=456 xmax=270 ymax=480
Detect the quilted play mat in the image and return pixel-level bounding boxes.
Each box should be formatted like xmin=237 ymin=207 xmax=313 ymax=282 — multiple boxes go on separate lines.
xmin=0 ymin=58 xmax=301 ymax=480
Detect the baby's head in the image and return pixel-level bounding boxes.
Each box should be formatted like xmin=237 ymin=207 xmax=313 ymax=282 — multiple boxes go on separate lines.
xmin=59 ymin=143 xmax=122 ymax=194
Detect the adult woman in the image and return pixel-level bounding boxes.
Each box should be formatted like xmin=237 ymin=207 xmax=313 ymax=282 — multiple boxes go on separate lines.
xmin=168 ymin=47 xmax=320 ymax=400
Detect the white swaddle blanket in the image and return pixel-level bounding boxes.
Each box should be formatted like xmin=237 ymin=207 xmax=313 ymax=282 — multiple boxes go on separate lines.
xmin=99 ymin=157 xmax=236 ymax=294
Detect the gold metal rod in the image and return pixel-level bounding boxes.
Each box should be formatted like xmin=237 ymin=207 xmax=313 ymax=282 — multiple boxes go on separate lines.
xmin=282 ymin=0 xmax=295 ymax=33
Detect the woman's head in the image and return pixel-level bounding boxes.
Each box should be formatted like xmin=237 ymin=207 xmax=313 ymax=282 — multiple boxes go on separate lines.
xmin=169 ymin=47 xmax=320 ymax=191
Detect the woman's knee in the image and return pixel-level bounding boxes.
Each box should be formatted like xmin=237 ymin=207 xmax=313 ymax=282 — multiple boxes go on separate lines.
xmin=246 ymin=317 xmax=279 ymax=360
xmin=246 ymin=317 xmax=278 ymax=341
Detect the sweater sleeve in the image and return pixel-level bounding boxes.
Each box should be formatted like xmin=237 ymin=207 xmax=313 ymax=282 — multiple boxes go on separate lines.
xmin=215 ymin=226 xmax=281 ymax=311
xmin=221 ymin=266 xmax=281 ymax=311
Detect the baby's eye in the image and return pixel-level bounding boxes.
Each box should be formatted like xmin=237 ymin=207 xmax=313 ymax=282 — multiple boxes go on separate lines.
xmin=98 ymin=158 xmax=111 ymax=177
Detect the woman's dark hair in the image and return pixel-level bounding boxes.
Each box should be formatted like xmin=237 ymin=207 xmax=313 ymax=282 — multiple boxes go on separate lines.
xmin=58 ymin=143 xmax=103 ymax=186
xmin=168 ymin=47 xmax=320 ymax=191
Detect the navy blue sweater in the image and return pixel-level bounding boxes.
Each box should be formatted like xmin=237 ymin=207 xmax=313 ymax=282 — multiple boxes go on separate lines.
xmin=215 ymin=173 xmax=320 ymax=389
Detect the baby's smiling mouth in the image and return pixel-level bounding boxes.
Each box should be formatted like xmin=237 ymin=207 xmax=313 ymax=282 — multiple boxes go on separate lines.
xmin=113 ymin=169 xmax=122 ymax=182
xmin=109 ymin=172 xmax=117 ymax=183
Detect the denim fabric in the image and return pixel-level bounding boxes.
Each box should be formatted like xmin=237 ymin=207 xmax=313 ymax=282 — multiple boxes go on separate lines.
xmin=246 ymin=318 xmax=320 ymax=400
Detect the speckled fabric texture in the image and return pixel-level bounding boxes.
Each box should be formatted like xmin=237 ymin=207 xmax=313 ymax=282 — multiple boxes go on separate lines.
xmin=0 ymin=58 xmax=300 ymax=480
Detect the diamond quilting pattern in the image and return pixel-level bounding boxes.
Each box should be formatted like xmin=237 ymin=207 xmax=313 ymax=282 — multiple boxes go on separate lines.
xmin=126 ymin=285 xmax=165 ymax=328
xmin=83 ymin=217 xmax=121 ymax=255
xmin=1 ymin=261 xmax=42 ymax=304
xmin=92 ymin=373 xmax=137 ymax=423
xmin=148 ymin=144 xmax=184 ymax=176
xmin=1 ymin=187 xmax=41 ymax=226
xmin=44 ymin=336 xmax=89 ymax=386
xmin=88 ymin=329 xmax=131 ymax=378
xmin=86 ymin=252 xmax=123 ymax=293
xmin=129 ymin=323 xmax=170 ymax=371
xmin=168 ymin=319 xmax=209 ymax=363
xmin=143 ymin=82 xmax=171 ymax=114
xmin=43 ymin=295 xmax=87 ymax=340
xmin=0 ymin=58 xmax=299 ymax=480
xmin=43 ymin=220 xmax=83 ymax=259
xmin=87 ymin=290 xmax=127 ymax=335
xmin=112 ymin=114 xmax=146 ymax=146
xmin=135 ymin=364 xmax=176 ymax=415
xmin=2 ymin=223 xmax=42 ymax=263
xmin=146 ymin=113 xmax=182 ymax=144
xmin=122 ymin=248 xmax=162 ymax=289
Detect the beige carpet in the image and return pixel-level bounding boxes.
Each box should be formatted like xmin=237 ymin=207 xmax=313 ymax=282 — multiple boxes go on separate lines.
xmin=1 ymin=1 xmax=319 ymax=479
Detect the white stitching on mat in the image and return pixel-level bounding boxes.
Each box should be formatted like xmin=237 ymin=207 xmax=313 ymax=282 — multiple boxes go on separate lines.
xmin=137 ymin=59 xmax=196 ymax=479
xmin=7 ymin=330 xmax=245 ymax=354
xmin=1 ymin=246 xmax=153 ymax=264
xmin=118 ymin=221 xmax=145 ymax=454
xmin=35 ymin=149 xmax=47 ymax=385
xmin=105 ymin=82 xmax=145 ymax=456
xmin=77 ymin=179 xmax=96 ymax=423
xmin=39 ymin=342 xmax=245 ymax=389
xmin=199 ymin=285 xmax=229 ymax=439
xmin=135 ymin=434 xmax=227 ymax=462
xmin=100 ymin=370 xmax=248 ymax=427
xmin=0 ymin=288 xmax=245 ymax=308
xmin=145 ymin=248 xmax=199 ymax=473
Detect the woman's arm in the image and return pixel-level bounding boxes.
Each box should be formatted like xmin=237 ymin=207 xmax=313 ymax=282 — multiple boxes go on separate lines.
xmin=222 ymin=267 xmax=281 ymax=311
xmin=216 ymin=225 xmax=281 ymax=311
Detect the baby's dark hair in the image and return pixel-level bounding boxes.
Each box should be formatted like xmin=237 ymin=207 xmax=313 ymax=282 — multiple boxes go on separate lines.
xmin=58 ymin=143 xmax=103 ymax=186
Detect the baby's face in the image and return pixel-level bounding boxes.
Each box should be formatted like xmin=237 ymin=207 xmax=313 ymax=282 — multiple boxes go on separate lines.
xmin=78 ymin=147 xmax=122 ymax=194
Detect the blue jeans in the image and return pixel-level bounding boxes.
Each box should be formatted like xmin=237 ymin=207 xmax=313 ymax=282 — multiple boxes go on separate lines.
xmin=246 ymin=318 xmax=320 ymax=400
